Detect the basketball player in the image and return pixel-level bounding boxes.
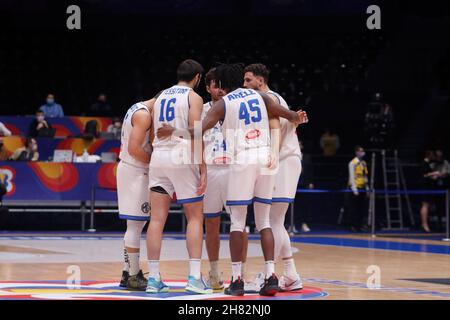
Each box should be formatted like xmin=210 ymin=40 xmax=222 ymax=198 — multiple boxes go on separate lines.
xmin=146 ymin=59 xmax=212 ymax=294
xmin=202 ymin=68 xmax=227 ymax=290
xmin=243 ymin=63 xmax=306 ymax=292
xmin=117 ymin=99 xmax=154 ymax=291
xmin=157 ymin=63 xmax=307 ymax=296
xmin=202 ymin=68 xmax=250 ymax=290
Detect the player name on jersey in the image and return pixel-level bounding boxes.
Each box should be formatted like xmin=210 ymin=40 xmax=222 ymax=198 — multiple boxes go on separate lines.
xmin=225 ymin=89 xmax=257 ymax=101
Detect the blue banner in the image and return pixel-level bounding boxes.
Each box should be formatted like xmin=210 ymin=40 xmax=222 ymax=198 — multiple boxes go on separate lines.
xmin=0 ymin=162 xmax=118 ymax=201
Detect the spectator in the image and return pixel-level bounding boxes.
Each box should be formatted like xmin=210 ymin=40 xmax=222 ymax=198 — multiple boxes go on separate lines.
xmin=39 ymin=93 xmax=64 ymax=118
xmin=10 ymin=138 xmax=39 ymax=161
xmin=89 ymin=93 xmax=112 ymax=116
xmin=434 ymin=149 xmax=450 ymax=189
xmin=81 ymin=120 xmax=99 ymax=140
xmin=0 ymin=121 xmax=12 ymax=137
xmin=107 ymin=117 xmax=122 ymax=140
xmin=0 ymin=179 xmax=6 ymax=203
xmin=420 ymin=150 xmax=439 ymax=233
xmin=0 ymin=138 xmax=9 ymax=161
xmin=28 ymin=110 xmax=54 ymax=137
xmin=431 ymin=149 xmax=450 ymax=231
xmin=346 ymin=145 xmax=369 ymax=232
xmin=294 ymin=140 xmax=314 ymax=233
xmin=0 ymin=153 xmax=8 ymax=212
xmin=320 ymin=128 xmax=340 ymax=156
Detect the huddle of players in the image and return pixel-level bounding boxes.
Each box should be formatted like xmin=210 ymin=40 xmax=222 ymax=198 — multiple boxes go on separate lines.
xmin=116 ymin=60 xmax=308 ymax=296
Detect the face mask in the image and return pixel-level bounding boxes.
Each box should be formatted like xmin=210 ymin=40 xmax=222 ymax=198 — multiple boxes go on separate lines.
xmin=47 ymin=99 xmax=55 ymax=105
xmin=37 ymin=116 xmax=44 ymax=122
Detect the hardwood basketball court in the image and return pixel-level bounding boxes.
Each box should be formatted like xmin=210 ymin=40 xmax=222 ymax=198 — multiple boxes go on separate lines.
xmin=1 ymin=231 xmax=449 ymax=300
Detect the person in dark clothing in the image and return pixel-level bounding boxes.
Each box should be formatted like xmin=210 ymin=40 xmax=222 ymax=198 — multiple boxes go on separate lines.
xmin=0 ymin=175 xmax=9 ymax=223
xmin=294 ymin=140 xmax=314 ymax=232
xmin=419 ymin=150 xmax=439 ymax=232
xmin=10 ymin=137 xmax=39 ymax=161
xmin=0 ymin=180 xmax=6 ymax=202
xmin=81 ymin=120 xmax=99 ymax=140
xmin=89 ymin=94 xmax=112 ymax=116
xmin=28 ymin=110 xmax=54 ymax=138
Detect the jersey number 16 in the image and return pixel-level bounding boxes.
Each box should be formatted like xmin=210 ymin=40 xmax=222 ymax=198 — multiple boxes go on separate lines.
xmin=159 ymin=98 xmax=176 ymax=122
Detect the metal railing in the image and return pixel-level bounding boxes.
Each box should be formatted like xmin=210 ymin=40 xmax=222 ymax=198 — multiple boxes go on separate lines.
xmin=288 ymin=188 xmax=449 ymax=241
xmin=88 ymin=185 xmax=185 ymax=232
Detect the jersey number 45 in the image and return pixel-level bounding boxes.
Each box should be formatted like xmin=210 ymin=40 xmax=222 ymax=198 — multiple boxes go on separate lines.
xmin=239 ymin=99 xmax=262 ymax=125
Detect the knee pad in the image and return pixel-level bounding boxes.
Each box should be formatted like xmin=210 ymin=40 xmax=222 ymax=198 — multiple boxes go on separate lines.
xmin=229 ymin=206 xmax=247 ymax=233
xmin=124 ymin=220 xmax=147 ymax=249
xmin=254 ymin=202 xmax=271 ymax=232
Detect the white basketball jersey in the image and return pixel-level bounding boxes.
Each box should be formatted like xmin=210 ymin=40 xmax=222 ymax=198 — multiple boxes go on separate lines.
xmin=202 ymin=101 xmax=231 ymax=165
xmin=267 ymin=90 xmax=301 ymax=160
xmin=152 ymin=85 xmax=192 ymax=151
xmin=119 ymin=102 xmax=151 ymax=168
xmin=221 ymin=88 xmax=270 ymax=158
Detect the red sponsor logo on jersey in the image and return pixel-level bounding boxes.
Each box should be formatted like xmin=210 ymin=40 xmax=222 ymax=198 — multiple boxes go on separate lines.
xmin=213 ymin=156 xmax=232 ymax=165
xmin=245 ymin=129 xmax=261 ymax=140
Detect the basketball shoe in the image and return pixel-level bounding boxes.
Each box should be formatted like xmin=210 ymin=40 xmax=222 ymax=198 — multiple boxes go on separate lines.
xmin=126 ymin=270 xmax=147 ymax=291
xmin=185 ymin=275 xmax=213 ymax=294
xmin=224 ymin=276 xmax=245 ymax=296
xmin=146 ymin=273 xmax=169 ymax=293
xmin=279 ymin=274 xmax=303 ymax=291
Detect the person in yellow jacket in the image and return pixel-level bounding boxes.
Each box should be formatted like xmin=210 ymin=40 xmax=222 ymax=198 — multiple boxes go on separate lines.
xmin=347 ymin=146 xmax=369 ymax=232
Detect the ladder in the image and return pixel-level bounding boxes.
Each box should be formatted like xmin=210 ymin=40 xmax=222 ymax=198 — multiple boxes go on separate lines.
xmin=381 ymin=149 xmax=413 ymax=229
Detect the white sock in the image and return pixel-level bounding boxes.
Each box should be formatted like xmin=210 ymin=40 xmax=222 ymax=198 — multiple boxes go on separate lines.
xmin=128 ymin=252 xmax=140 ymax=276
xmin=210 ymin=260 xmax=219 ymax=277
xmin=265 ymin=260 xmax=275 ymax=278
xmin=283 ymin=258 xmax=298 ymax=279
xmin=232 ymin=262 xmax=242 ymax=280
xmin=241 ymin=262 xmax=246 ymax=279
xmin=148 ymin=260 xmax=160 ymax=279
xmin=189 ymin=259 xmax=201 ymax=279
xmin=123 ymin=248 xmax=130 ymax=272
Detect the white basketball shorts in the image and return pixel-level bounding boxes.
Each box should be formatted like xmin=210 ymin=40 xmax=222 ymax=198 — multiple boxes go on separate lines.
xmin=272 ymin=155 xmax=302 ymax=203
xmin=117 ymin=160 xmax=151 ymax=221
xmin=148 ymin=150 xmax=203 ymax=204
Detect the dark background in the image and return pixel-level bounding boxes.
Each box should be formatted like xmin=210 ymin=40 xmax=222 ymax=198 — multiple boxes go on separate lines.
xmin=1 ymin=0 xmax=449 ymax=157
xmin=1 ymin=0 xmax=449 ymax=230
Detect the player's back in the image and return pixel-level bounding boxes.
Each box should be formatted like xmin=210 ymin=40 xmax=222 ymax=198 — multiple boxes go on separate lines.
xmin=221 ymin=88 xmax=270 ymax=162
xmin=119 ymin=102 xmax=151 ymax=168
xmin=152 ymin=85 xmax=192 ymax=151
xmin=267 ymin=90 xmax=301 ymax=160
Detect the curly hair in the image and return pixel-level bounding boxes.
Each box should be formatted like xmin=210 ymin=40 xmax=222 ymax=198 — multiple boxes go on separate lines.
xmin=214 ymin=63 xmax=244 ymax=93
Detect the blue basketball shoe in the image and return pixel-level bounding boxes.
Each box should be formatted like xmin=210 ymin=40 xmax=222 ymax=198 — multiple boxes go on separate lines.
xmin=185 ymin=275 xmax=213 ymax=294
xmin=145 ymin=274 xmax=169 ymax=294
